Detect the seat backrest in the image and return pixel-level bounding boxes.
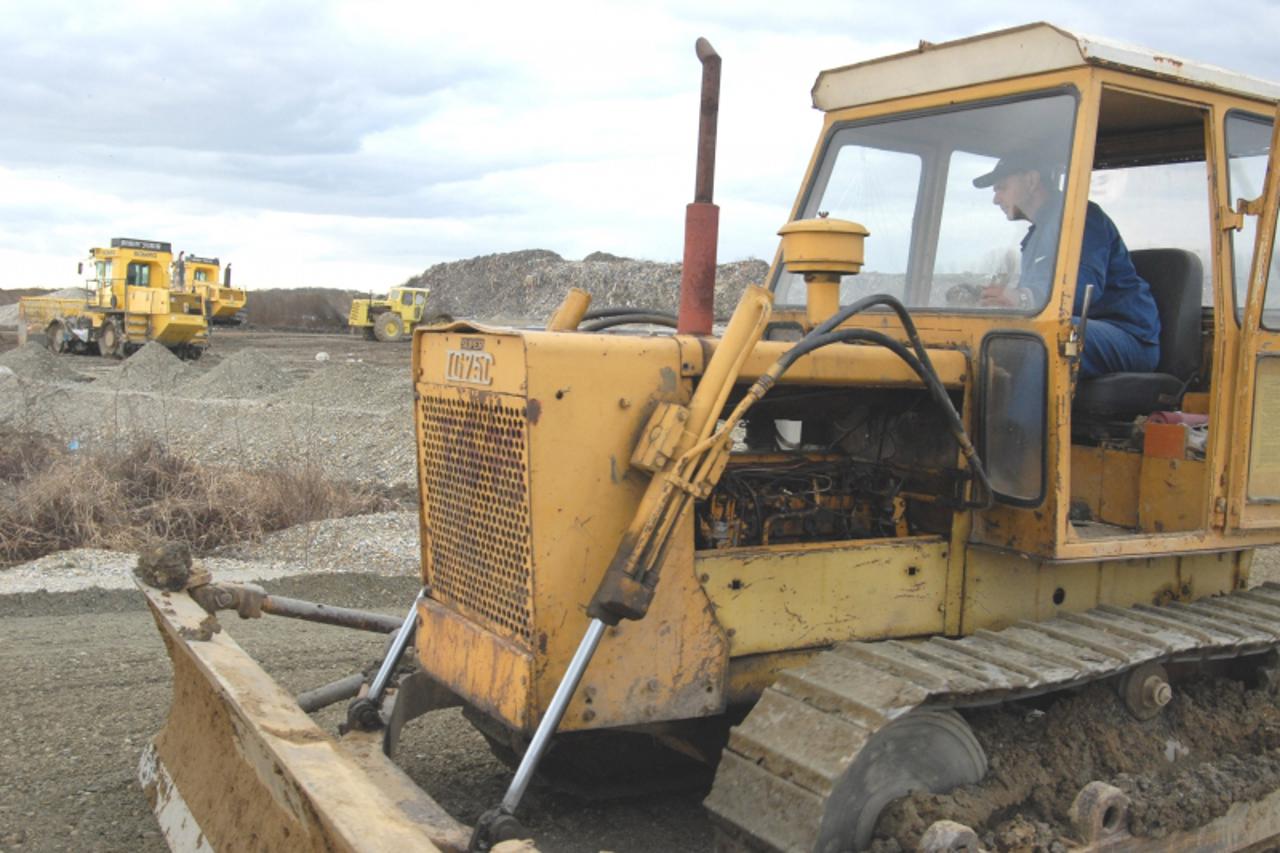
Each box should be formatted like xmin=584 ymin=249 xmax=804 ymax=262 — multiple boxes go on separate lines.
xmin=1129 ymin=248 xmax=1203 ymax=380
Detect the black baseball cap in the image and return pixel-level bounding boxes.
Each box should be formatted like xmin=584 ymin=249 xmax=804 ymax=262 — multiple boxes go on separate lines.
xmin=972 ymin=155 xmax=1051 ymax=188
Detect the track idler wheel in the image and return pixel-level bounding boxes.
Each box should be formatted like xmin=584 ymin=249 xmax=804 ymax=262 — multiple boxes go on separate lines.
xmin=816 ymin=709 xmax=987 ymax=852
xmin=1119 ymin=662 xmax=1173 ymax=720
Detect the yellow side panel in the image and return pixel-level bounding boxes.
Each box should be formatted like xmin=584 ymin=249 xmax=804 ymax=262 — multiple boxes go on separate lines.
xmin=415 ymin=597 xmax=534 ymax=730
xmin=1248 ymin=357 xmax=1280 ymax=501
xmin=523 ymin=333 xmax=729 ymax=731
xmin=962 ymin=547 xmax=1246 ymax=633
xmin=1099 ymin=448 xmax=1141 ymax=528
xmin=1138 ymin=457 xmax=1206 ymax=533
xmin=1070 ymin=445 xmax=1104 ymax=518
xmin=698 ymin=537 xmax=948 ymax=656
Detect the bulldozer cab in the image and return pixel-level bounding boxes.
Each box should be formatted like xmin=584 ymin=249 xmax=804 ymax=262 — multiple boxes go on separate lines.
xmin=768 ymin=23 xmax=1280 ymax=564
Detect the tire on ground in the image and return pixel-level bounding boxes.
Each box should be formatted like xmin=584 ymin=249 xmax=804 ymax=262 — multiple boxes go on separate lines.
xmin=46 ymin=320 xmax=66 ymax=355
xmin=374 ymin=312 xmax=404 ymax=342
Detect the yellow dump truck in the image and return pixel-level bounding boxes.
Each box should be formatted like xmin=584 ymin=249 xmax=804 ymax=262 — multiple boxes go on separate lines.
xmin=348 ymin=285 xmax=446 ymax=341
xmin=175 ymin=253 xmax=247 ymax=325
xmin=139 ymin=24 xmax=1280 ymax=852
xmin=19 ymin=238 xmax=209 ymax=359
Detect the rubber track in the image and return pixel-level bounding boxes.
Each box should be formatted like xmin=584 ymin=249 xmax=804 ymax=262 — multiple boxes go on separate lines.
xmin=704 ymin=582 xmax=1280 ymax=852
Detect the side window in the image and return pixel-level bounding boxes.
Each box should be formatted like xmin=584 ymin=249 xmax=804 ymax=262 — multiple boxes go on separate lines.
xmin=194 ymin=269 xmax=208 ymax=282
xmin=1088 ymin=160 xmax=1212 ymax=305
xmin=415 ymin=293 xmax=426 ymax=306
xmin=1226 ymin=112 xmax=1280 ymax=328
xmin=126 ymin=262 xmax=151 ymax=286
xmin=401 ymin=291 xmax=414 ymax=306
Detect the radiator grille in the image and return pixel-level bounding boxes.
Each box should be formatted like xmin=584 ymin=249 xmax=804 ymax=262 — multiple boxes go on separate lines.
xmin=419 ymin=389 xmax=533 ymax=645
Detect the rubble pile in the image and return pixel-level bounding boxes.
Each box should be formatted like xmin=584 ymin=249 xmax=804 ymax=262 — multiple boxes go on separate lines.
xmin=103 ymin=341 xmax=190 ymax=393
xmin=190 ymin=348 xmax=294 ymax=398
xmin=405 ymin=250 xmax=770 ymax=324
xmin=0 ymin=341 xmax=89 ymax=383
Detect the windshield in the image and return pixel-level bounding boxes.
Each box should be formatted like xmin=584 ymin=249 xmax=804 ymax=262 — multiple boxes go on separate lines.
xmin=774 ymin=91 xmax=1078 ymax=313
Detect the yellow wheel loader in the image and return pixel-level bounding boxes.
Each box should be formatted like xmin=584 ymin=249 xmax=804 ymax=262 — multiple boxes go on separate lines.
xmin=18 ymin=238 xmax=209 ymax=360
xmin=139 ymin=24 xmax=1280 ymax=852
xmin=348 ymin=285 xmax=447 ymax=342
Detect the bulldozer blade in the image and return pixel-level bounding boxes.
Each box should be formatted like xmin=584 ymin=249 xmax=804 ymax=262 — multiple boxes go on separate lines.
xmin=137 ymin=581 xmax=473 ymax=852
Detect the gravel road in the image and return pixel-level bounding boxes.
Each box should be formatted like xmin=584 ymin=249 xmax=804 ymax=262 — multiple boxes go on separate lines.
xmin=0 ymin=565 xmax=713 ymax=853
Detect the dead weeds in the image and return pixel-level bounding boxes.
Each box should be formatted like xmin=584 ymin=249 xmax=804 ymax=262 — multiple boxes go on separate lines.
xmin=0 ymin=429 xmax=399 ymax=566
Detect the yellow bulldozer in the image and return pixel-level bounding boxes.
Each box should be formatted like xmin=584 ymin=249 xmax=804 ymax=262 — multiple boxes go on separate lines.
xmin=174 ymin=253 xmax=247 ymax=325
xmin=138 ymin=23 xmax=1280 ymax=851
xmin=18 ymin=238 xmax=209 ymax=360
xmin=348 ymin=285 xmax=448 ymax=342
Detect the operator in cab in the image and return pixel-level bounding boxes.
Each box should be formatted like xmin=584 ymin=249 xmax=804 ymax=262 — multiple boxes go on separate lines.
xmin=974 ymin=156 xmax=1161 ymax=379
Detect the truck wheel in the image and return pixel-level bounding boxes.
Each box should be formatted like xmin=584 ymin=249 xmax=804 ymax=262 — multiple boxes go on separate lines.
xmin=46 ymin=320 xmax=66 ymax=355
xmin=98 ymin=319 xmax=124 ymax=359
xmin=374 ymin=313 xmax=404 ymax=343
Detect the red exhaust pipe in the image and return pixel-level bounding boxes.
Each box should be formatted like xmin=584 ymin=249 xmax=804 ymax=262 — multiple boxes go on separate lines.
xmin=677 ymin=37 xmax=721 ymax=335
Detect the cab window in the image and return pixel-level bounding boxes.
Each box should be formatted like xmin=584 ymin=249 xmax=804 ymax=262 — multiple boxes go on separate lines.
xmin=774 ymin=90 xmax=1078 ymax=313
xmin=1226 ymin=112 xmax=1280 ymax=328
xmin=126 ymin=262 xmax=151 ymax=286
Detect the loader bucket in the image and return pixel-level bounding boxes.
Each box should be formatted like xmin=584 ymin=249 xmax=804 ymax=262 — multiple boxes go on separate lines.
xmin=137 ymin=581 xmax=472 ymax=852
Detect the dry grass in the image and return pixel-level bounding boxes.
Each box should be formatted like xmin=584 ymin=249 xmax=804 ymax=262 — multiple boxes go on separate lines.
xmin=0 ymin=429 xmax=398 ymax=566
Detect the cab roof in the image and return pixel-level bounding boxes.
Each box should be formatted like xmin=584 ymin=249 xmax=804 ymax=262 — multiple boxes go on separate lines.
xmin=813 ymin=22 xmax=1280 ymax=112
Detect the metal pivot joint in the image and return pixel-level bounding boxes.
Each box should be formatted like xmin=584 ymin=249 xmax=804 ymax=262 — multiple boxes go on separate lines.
xmin=346 ymin=589 xmax=426 ymax=732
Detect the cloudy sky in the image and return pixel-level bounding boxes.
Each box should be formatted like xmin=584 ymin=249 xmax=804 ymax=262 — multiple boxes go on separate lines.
xmin=3 ymin=0 xmax=1278 ymax=291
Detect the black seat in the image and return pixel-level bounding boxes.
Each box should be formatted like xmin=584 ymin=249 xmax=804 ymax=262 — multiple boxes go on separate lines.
xmin=1073 ymin=248 xmax=1203 ymax=420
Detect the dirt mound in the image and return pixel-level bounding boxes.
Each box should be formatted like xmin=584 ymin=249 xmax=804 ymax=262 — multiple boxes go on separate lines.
xmin=241 ymin=287 xmax=352 ymax=330
xmin=404 ymin=251 xmax=770 ymax=324
xmin=271 ymin=361 xmax=411 ymax=410
xmin=103 ymin=341 xmax=190 ymax=393
xmin=871 ymin=674 xmax=1280 ymax=850
xmin=188 ymin=348 xmax=293 ymax=398
xmin=0 ymin=341 xmax=89 ymax=382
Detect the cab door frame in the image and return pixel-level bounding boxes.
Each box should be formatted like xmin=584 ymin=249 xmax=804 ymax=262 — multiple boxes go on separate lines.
xmin=1227 ymin=109 xmax=1280 ymax=529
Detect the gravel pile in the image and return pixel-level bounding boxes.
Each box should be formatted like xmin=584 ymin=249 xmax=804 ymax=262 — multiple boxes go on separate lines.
xmin=273 ymin=361 xmax=412 ymax=410
xmin=215 ymin=510 xmax=419 ymax=575
xmin=104 ymin=341 xmax=191 ymax=392
xmin=189 ymin=348 xmax=294 ymax=398
xmin=406 ymin=250 xmax=770 ymax=325
xmin=0 ymin=512 xmax=420 ymax=594
xmin=0 ymin=341 xmax=89 ymax=382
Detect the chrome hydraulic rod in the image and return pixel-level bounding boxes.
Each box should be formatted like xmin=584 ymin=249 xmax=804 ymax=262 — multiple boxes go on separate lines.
xmin=502 ymin=618 xmax=608 ymax=814
xmin=368 ymin=589 xmax=426 ymax=703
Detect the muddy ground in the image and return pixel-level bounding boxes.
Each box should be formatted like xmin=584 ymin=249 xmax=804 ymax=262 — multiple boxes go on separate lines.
xmin=2 ymin=326 xmax=1280 ymax=852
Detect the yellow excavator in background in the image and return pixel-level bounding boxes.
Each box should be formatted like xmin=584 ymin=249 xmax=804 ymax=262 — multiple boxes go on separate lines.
xmin=18 ymin=238 xmax=208 ymax=359
xmin=138 ymin=24 xmax=1280 ymax=852
xmin=174 ymin=253 xmax=247 ymax=325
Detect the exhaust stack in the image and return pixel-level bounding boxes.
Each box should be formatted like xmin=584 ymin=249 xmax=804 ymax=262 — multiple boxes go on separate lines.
xmin=677 ymin=37 xmax=721 ymax=335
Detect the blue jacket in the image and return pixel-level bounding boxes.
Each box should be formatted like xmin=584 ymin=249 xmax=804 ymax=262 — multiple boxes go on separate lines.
xmin=1020 ymin=201 xmax=1161 ymax=345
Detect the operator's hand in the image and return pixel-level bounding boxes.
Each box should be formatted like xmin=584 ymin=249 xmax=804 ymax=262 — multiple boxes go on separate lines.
xmin=981 ymin=284 xmax=1017 ymax=307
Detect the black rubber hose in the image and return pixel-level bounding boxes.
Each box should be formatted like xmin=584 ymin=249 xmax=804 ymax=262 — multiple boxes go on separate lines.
xmin=778 ymin=327 xmax=991 ymax=508
xmin=582 ymin=307 xmax=678 ymax=322
xmin=580 ymin=313 xmax=679 ymax=332
xmin=772 ymin=297 xmax=992 ymax=508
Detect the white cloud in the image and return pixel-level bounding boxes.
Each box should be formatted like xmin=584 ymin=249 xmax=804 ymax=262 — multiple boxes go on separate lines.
xmin=1 ymin=0 xmax=1278 ymax=289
